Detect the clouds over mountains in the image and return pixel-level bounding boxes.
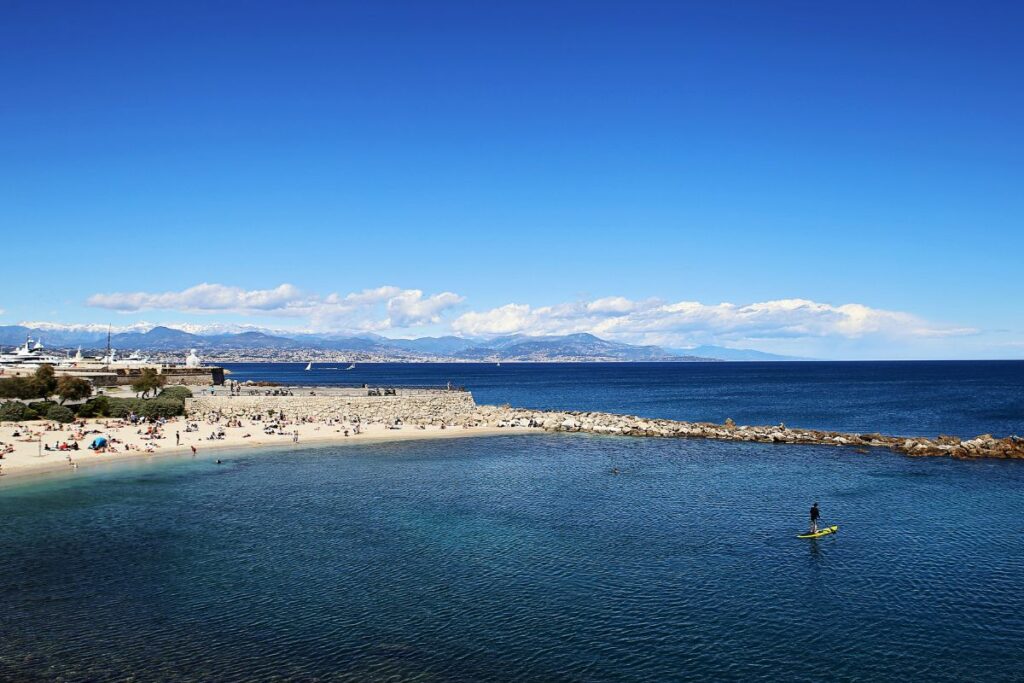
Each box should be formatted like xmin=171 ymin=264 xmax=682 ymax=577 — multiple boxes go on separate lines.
xmin=452 ymin=297 xmax=975 ymax=345
xmin=87 ymin=284 xmax=305 ymax=315
xmin=87 ymin=284 xmax=464 ymax=331
xmin=81 ymin=282 xmax=973 ymax=350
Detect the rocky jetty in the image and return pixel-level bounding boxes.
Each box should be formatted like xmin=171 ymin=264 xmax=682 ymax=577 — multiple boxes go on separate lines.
xmin=468 ymin=406 xmax=1024 ymax=461
xmin=185 ymin=392 xmax=1023 ymax=461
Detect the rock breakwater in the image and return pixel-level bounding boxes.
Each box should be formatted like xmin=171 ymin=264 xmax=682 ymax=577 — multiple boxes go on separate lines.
xmin=472 ymin=406 xmax=1024 ymax=460
xmin=185 ymin=392 xmax=1023 ymax=460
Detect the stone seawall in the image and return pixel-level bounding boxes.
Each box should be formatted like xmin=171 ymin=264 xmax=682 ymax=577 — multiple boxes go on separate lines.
xmin=185 ymin=392 xmax=477 ymax=425
xmin=112 ymin=367 xmax=220 ymax=386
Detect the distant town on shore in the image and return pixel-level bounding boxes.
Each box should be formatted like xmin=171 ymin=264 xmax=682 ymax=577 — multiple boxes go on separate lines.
xmin=0 ymin=324 xmax=801 ymax=363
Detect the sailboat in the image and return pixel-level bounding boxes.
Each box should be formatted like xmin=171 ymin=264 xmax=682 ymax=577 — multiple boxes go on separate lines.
xmin=345 ymin=363 xmax=356 ymax=370
xmin=305 ymin=362 xmax=313 ymax=371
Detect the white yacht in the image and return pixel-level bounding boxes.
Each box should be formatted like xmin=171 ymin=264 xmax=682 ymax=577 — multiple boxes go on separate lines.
xmin=0 ymin=338 xmax=70 ymax=367
xmin=110 ymin=349 xmax=151 ymax=367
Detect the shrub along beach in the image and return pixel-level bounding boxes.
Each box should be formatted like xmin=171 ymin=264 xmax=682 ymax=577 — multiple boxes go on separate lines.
xmin=0 ymin=365 xmax=191 ymax=423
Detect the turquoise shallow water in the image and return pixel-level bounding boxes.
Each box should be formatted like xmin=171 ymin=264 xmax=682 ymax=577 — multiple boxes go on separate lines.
xmin=2 ymin=434 xmax=1023 ymax=681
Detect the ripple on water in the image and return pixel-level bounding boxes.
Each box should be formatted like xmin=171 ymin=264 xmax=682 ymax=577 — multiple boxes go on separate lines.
xmin=1 ymin=434 xmax=1023 ymax=682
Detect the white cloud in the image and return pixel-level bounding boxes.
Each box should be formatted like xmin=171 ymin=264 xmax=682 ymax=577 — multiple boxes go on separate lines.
xmin=85 ymin=283 xmax=464 ymax=332
xmin=451 ymin=303 xmax=534 ymax=336
xmin=81 ymin=283 xmax=977 ymax=351
xmin=586 ymin=296 xmax=641 ymax=315
xmin=87 ymin=283 xmax=307 ymax=314
xmin=387 ymin=290 xmax=465 ymax=327
xmin=451 ymin=296 xmax=975 ymax=346
xmin=330 ymin=286 xmax=402 ymax=307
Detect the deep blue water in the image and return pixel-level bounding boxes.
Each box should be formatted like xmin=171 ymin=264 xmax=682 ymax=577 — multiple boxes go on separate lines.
xmin=223 ymin=361 xmax=1024 ymax=438
xmin=3 ymin=362 xmax=1024 ymax=680
xmin=2 ymin=435 xmax=1023 ymax=681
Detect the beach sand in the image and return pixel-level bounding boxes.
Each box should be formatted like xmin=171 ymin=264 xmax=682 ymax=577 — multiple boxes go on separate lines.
xmin=0 ymin=417 xmax=542 ymax=483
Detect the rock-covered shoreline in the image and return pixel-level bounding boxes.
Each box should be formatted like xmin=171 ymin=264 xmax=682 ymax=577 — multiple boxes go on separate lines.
xmin=473 ymin=405 xmax=1024 ymax=460
xmin=183 ymin=393 xmax=1023 ymax=460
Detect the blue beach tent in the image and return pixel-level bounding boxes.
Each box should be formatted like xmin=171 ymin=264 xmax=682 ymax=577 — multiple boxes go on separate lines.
xmin=90 ymin=436 xmax=107 ymax=449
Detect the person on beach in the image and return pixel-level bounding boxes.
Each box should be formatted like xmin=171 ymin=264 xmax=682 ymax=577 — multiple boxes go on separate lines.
xmin=809 ymin=502 xmax=821 ymax=534
xmin=191 ymin=445 xmax=197 ymax=456
xmin=176 ymin=431 xmax=180 ymax=446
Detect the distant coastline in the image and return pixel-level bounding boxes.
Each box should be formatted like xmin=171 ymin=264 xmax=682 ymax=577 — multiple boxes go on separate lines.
xmin=1 ymin=325 xmax=802 ymax=363
xmin=4 ymin=382 xmax=1021 ymax=486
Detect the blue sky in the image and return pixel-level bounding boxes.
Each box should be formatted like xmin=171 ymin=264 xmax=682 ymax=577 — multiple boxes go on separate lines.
xmin=1 ymin=1 xmax=1022 ymax=358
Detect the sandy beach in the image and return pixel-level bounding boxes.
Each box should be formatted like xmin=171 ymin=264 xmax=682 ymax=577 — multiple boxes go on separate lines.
xmin=0 ymin=416 xmax=542 ymax=483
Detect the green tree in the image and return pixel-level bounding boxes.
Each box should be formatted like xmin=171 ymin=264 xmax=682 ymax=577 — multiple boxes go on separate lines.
xmin=31 ymin=364 xmax=58 ymax=398
xmin=0 ymin=376 xmax=36 ymax=399
xmin=0 ymin=366 xmax=59 ymax=400
xmin=131 ymin=368 xmax=167 ymax=398
xmin=56 ymin=376 xmax=93 ymax=404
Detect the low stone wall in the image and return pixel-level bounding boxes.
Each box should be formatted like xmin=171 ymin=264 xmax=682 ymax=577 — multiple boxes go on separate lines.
xmin=185 ymin=391 xmax=477 ymax=425
xmin=112 ymin=367 xmax=221 ymax=386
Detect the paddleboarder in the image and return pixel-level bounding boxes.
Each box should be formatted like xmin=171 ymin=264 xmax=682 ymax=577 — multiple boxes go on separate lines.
xmin=809 ymin=502 xmax=821 ymax=534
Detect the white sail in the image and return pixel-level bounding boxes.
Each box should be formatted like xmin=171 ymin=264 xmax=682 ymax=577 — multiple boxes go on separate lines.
xmin=305 ymin=362 xmax=313 ymax=371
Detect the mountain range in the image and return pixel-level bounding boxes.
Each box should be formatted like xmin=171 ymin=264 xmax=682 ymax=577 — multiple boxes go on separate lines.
xmin=0 ymin=324 xmax=803 ymax=362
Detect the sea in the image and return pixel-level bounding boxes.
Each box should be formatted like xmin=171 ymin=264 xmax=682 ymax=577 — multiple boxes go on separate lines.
xmin=1 ymin=361 xmax=1023 ymax=681
xmin=223 ymin=360 xmax=1024 ymax=438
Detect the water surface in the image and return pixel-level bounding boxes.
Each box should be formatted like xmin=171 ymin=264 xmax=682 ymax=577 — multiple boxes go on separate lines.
xmin=223 ymin=361 xmax=1024 ymax=437
xmin=2 ymin=434 xmax=1022 ymax=681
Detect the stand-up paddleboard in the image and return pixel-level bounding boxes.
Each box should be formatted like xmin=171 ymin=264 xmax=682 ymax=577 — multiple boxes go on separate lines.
xmin=797 ymin=525 xmax=838 ymax=539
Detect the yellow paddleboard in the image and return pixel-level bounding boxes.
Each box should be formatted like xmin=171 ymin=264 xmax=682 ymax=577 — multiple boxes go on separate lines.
xmin=797 ymin=525 xmax=838 ymax=539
